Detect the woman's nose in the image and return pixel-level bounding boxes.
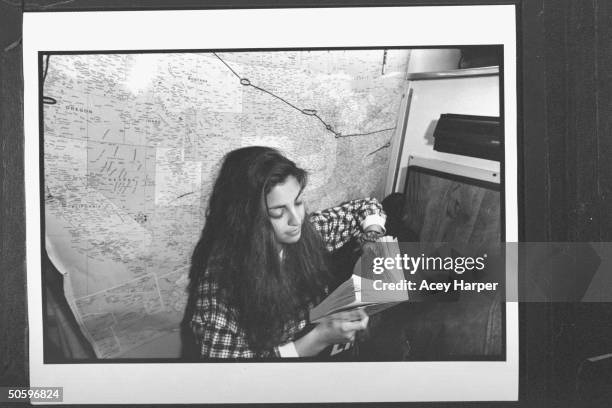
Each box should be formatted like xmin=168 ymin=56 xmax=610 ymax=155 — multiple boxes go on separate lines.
xmin=287 ymin=207 xmax=301 ymax=226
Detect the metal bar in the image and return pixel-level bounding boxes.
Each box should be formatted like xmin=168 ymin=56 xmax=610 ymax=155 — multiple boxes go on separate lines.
xmin=406 ymin=66 xmax=499 ymax=80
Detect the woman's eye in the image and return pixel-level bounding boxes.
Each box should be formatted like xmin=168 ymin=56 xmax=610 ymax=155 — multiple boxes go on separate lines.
xmin=295 ymin=201 xmax=303 ymax=207
xmin=268 ymin=209 xmax=283 ymax=218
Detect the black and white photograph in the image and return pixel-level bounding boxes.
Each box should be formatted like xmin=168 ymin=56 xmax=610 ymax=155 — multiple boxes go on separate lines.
xmin=40 ymin=46 xmax=505 ymax=363
xmin=18 ymin=6 xmax=519 ymax=404
xmin=5 ymin=1 xmax=612 ymax=407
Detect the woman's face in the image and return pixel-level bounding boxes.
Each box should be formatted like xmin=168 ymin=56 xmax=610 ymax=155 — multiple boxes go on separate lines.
xmin=266 ymin=175 xmax=305 ymax=244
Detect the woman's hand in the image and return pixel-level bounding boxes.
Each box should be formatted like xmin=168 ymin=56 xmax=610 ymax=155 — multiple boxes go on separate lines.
xmin=315 ymin=308 xmax=369 ymax=344
xmin=293 ymin=309 xmax=369 ymax=357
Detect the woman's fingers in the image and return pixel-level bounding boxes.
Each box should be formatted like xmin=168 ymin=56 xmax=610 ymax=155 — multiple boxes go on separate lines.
xmin=317 ymin=309 xmax=370 ymax=344
xmin=337 ymin=310 xmax=369 ymax=331
xmin=339 ymin=319 xmax=367 ymax=333
xmin=322 ymin=309 xmax=369 ymax=344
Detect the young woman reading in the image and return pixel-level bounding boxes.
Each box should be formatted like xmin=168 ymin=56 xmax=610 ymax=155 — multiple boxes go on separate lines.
xmin=186 ymin=146 xmax=386 ymax=358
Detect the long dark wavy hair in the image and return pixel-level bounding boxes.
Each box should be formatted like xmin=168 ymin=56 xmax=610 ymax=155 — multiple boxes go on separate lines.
xmin=184 ymin=146 xmax=332 ymax=353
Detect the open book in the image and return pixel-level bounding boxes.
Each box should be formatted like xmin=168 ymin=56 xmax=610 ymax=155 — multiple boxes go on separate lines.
xmin=309 ymin=236 xmax=409 ymax=323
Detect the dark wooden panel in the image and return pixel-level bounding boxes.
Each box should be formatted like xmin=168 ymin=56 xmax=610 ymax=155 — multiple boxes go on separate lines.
xmin=596 ymin=0 xmax=612 ymax=241
xmin=539 ymin=1 xmax=612 ymax=407
xmin=402 ymin=169 xmax=500 ymax=246
xmin=579 ymin=2 xmax=612 ymax=406
xmin=519 ymin=1 xmax=552 ymax=406
xmin=544 ymin=1 xmax=600 ymax=406
xmin=566 ymin=1 xmax=600 ymax=242
xmin=0 ymin=1 xmax=27 ymax=387
xmin=542 ymin=0 xmax=570 ymax=242
xmin=544 ymin=1 xmax=579 ymax=402
xmin=520 ymin=0 xmax=548 ymax=243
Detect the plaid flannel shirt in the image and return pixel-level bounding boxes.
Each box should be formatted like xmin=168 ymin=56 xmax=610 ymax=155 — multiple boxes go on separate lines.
xmin=190 ymin=197 xmax=385 ymax=359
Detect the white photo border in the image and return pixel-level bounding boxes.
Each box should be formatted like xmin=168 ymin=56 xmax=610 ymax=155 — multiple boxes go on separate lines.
xmin=24 ymin=6 xmax=518 ymax=404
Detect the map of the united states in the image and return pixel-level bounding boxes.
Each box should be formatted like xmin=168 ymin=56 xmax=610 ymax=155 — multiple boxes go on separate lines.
xmin=43 ymin=50 xmax=410 ymax=358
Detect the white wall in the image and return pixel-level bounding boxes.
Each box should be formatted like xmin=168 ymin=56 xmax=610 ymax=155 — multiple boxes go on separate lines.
xmin=406 ymin=48 xmax=462 ymax=72
xmin=392 ymin=74 xmax=501 ymax=192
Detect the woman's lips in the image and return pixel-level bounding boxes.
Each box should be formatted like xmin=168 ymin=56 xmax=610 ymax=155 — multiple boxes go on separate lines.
xmin=286 ymin=228 xmax=301 ymax=236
